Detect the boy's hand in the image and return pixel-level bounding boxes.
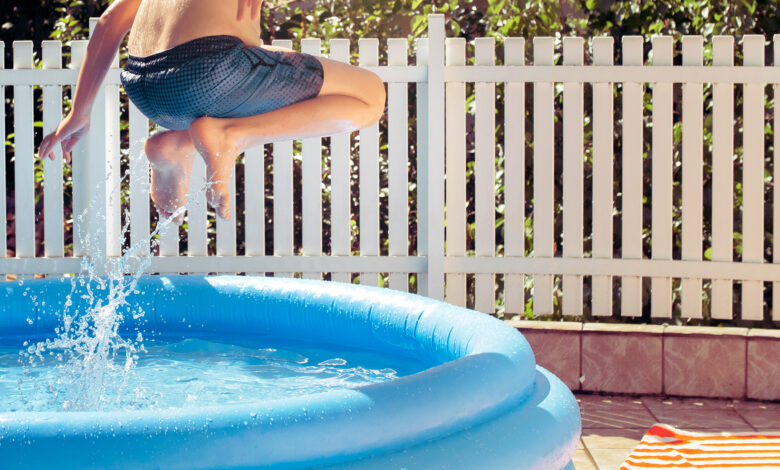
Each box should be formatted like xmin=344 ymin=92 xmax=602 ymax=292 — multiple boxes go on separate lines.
xmin=38 ymin=113 xmax=90 ymax=163
xmin=237 ymin=0 xmax=262 ymax=21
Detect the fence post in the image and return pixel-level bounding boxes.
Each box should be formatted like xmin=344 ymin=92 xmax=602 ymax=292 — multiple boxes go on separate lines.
xmin=421 ymin=13 xmax=445 ymax=300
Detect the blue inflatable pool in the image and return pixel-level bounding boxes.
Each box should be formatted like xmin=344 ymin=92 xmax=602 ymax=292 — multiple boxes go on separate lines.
xmin=0 ymin=276 xmax=580 ymax=469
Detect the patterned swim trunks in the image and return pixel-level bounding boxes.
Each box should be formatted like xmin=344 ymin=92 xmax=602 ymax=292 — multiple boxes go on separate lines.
xmin=120 ymin=35 xmax=324 ymax=130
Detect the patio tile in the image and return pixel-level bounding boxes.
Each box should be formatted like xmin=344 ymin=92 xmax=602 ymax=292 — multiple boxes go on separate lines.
xmin=663 ymin=329 xmax=747 ymax=398
xmin=732 ymin=400 xmax=780 ymax=412
xmin=578 ymin=395 xmax=657 ymax=430
xmin=641 ymin=396 xmax=739 ymax=410
xmin=645 ymin=407 xmax=753 ymax=432
xmin=582 ymin=428 xmax=646 ymax=449
xmin=588 ymin=448 xmax=632 ymax=470
xmin=735 ymin=408 xmax=780 ymax=431
xmin=518 ymin=328 xmax=581 ymax=391
xmin=581 ymin=325 xmax=663 ymax=395
xmin=747 ymin=333 xmax=780 ymax=400
xmin=571 ymin=449 xmax=598 ymax=470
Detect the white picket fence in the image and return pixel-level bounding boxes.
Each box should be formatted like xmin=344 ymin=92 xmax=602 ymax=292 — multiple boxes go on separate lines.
xmin=1 ymin=14 xmax=780 ymax=323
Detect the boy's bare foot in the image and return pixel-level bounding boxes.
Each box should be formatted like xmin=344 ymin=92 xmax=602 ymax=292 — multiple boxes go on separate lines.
xmin=189 ymin=116 xmax=238 ymax=220
xmin=144 ymin=130 xmax=196 ymax=226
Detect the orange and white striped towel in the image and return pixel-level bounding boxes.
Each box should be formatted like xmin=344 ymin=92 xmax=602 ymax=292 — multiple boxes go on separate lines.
xmin=620 ymin=424 xmax=780 ymax=469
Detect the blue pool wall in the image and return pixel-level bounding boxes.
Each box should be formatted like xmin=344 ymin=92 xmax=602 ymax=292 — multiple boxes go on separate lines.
xmin=0 ymin=275 xmax=580 ymax=469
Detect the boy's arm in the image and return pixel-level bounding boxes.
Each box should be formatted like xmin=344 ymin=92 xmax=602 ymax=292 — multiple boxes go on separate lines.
xmin=237 ymin=0 xmax=262 ymax=21
xmin=39 ymin=0 xmax=143 ymax=161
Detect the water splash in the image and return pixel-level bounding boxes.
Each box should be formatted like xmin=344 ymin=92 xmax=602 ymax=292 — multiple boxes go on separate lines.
xmin=19 ymin=195 xmax=187 ymax=411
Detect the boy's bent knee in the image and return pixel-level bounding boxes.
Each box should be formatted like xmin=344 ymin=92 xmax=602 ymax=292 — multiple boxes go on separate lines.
xmin=362 ymin=73 xmax=386 ymax=126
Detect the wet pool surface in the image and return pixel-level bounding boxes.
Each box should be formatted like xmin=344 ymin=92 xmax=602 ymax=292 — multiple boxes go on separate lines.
xmin=0 ymin=336 xmax=429 ymax=412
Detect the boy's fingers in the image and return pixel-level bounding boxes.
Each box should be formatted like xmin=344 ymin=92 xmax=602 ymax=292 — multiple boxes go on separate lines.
xmin=61 ymin=139 xmax=75 ymax=163
xmin=40 ymin=136 xmax=57 ymax=161
xmin=62 ymin=136 xmax=78 ymax=154
xmin=38 ymin=135 xmax=50 ymax=159
xmin=236 ymin=0 xmax=247 ymax=20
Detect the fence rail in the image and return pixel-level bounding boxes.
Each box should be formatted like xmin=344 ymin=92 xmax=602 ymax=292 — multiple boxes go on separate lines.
xmin=2 ymin=15 xmax=780 ymax=324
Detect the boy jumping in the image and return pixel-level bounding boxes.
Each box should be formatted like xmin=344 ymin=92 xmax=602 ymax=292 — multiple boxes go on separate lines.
xmin=39 ymin=0 xmax=386 ymax=223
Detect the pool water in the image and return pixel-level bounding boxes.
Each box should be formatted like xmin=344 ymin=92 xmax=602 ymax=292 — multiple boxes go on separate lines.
xmin=0 ymin=336 xmax=429 ymax=412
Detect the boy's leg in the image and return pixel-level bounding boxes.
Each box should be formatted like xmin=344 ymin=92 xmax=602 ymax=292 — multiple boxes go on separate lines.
xmin=144 ymin=129 xmax=198 ymax=225
xmin=187 ymin=56 xmax=386 ymax=219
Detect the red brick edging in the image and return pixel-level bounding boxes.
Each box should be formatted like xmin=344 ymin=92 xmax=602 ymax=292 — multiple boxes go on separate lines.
xmin=508 ymin=321 xmax=780 ymax=401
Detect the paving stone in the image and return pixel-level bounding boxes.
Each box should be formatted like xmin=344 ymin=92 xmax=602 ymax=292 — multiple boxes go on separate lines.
xmin=571 ymin=449 xmax=598 ymax=470
xmin=581 ymin=428 xmax=645 ymax=449
xmin=588 ymin=448 xmax=632 ymax=470
xmin=579 ymin=395 xmax=657 ymax=430
xmin=735 ymin=408 xmax=780 ymax=431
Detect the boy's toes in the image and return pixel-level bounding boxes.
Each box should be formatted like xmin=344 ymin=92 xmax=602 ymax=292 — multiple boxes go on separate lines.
xmin=215 ymin=195 xmax=231 ymax=220
xmin=206 ymin=187 xmax=231 ymax=220
xmin=156 ymin=205 xmax=185 ymax=226
xmin=157 ymin=206 xmax=172 ymax=221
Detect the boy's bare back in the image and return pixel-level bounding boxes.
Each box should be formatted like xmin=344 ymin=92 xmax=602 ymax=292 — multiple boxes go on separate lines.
xmin=128 ymin=0 xmax=262 ymax=57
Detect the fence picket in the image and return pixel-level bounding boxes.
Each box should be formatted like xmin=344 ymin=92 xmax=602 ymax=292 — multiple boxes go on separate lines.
xmin=358 ymin=38 xmax=380 ymax=286
xmin=775 ymin=35 xmax=780 ymax=322
xmin=710 ymin=36 xmax=734 ymax=320
xmin=105 ymin=38 xmax=121 ymax=258
xmin=42 ymin=42 xmax=64 ymax=259
xmin=272 ymin=39 xmax=294 ymax=278
xmin=301 ymin=38 xmax=323 ymax=280
xmin=621 ymin=36 xmax=644 ymax=317
xmin=128 ymin=103 xmax=151 ymax=257
xmin=156 ymin=126 xmax=180 ymax=259
xmin=741 ymin=35 xmax=765 ymax=321
xmin=86 ymin=23 xmax=108 ymax=272
xmin=329 ymin=39 xmax=352 ymax=284
xmin=187 ymin=153 xmax=208 ymax=258
xmin=533 ymin=37 xmax=555 ymax=316
xmin=562 ymin=37 xmax=584 ymax=317
xmin=243 ymin=144 xmax=264 ymax=260
xmin=70 ymin=40 xmax=89 ymax=258
xmin=445 ymin=38 xmax=467 ymax=307
xmin=215 ymin=161 xmax=237 ymax=259
xmin=592 ymin=37 xmax=614 ymax=316
xmin=681 ymin=36 xmax=704 ymax=319
xmin=474 ymin=37 xmax=496 ymax=314
xmin=388 ymin=38 xmax=409 ymax=291
xmin=503 ymin=37 xmax=525 ymax=315
xmin=0 ymin=42 xmax=5 ymax=277
xmin=13 ymin=42 xmax=35 ymax=275
xmin=651 ymin=36 xmax=673 ymax=318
